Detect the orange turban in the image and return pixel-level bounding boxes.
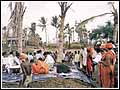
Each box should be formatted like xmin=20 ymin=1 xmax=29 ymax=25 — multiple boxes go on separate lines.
xmin=106 ymin=43 xmax=112 ymax=49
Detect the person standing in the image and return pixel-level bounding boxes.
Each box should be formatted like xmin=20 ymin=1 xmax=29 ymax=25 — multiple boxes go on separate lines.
xmin=82 ymin=47 xmax=87 ymax=71
xmin=74 ymin=51 xmax=80 ymax=68
xmin=19 ymin=53 xmax=32 ymax=87
xmin=98 ymin=43 xmax=115 ymax=88
xmin=86 ymin=47 xmax=93 ymax=78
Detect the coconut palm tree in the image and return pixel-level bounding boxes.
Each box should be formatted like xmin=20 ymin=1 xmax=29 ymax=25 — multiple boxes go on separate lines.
xmin=29 ymin=22 xmax=36 ymax=47
xmin=57 ymin=2 xmax=72 ymax=62
xmin=38 ymin=17 xmax=48 ymax=45
xmin=51 ymin=16 xmax=59 ymax=44
xmin=64 ymin=23 xmax=74 ymax=48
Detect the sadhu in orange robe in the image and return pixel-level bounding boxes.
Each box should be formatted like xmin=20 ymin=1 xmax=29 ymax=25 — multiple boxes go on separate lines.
xmin=98 ymin=43 xmax=115 ymax=88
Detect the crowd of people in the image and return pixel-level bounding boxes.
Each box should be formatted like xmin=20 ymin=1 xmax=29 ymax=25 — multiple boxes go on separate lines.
xmin=2 ymin=41 xmax=117 ymax=88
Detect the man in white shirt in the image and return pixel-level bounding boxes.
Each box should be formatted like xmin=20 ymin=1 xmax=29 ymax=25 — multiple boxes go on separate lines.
xmin=27 ymin=52 xmax=33 ymax=62
xmin=36 ymin=50 xmax=44 ymax=60
xmin=7 ymin=51 xmax=21 ymax=73
xmin=2 ymin=52 xmax=8 ymax=72
xmin=44 ymin=52 xmax=55 ymax=70
xmin=74 ymin=51 xmax=80 ymax=68
xmin=82 ymin=47 xmax=87 ymax=71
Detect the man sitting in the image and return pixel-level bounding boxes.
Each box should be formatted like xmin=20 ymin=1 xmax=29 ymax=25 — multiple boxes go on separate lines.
xmin=44 ymin=52 xmax=55 ymax=71
xmin=32 ymin=58 xmax=48 ymax=75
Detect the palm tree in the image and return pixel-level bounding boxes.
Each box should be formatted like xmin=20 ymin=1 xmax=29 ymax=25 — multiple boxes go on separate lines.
xmin=38 ymin=17 xmax=48 ymax=45
xmin=64 ymin=23 xmax=74 ymax=48
xmin=29 ymin=22 xmax=36 ymax=47
xmin=51 ymin=16 xmax=59 ymax=44
xmin=7 ymin=2 xmax=26 ymax=53
xmin=57 ymin=2 xmax=72 ymax=63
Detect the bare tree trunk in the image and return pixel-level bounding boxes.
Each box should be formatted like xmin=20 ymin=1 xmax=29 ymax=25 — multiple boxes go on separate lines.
xmin=56 ymin=28 xmax=58 ymax=44
xmin=45 ymin=28 xmax=47 ymax=46
xmin=57 ymin=16 xmax=64 ymax=63
xmin=113 ymin=24 xmax=118 ymax=43
xmin=68 ymin=35 xmax=71 ymax=49
xmin=16 ymin=2 xmax=23 ymax=53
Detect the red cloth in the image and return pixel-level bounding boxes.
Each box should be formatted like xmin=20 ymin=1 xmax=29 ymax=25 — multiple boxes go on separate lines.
xmin=98 ymin=50 xmax=115 ymax=88
xmin=37 ymin=60 xmax=48 ymax=74
xmin=32 ymin=63 xmax=41 ymax=75
xmin=86 ymin=55 xmax=93 ymax=76
xmin=98 ymin=63 xmax=114 ymax=88
xmin=105 ymin=51 xmax=116 ymax=65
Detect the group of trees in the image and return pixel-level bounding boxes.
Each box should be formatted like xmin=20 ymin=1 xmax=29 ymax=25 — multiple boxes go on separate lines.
xmin=2 ymin=2 xmax=118 ymax=63
xmin=89 ymin=21 xmax=113 ymax=40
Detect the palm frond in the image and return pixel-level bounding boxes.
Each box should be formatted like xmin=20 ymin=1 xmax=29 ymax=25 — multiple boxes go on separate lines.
xmin=76 ymin=13 xmax=112 ymax=30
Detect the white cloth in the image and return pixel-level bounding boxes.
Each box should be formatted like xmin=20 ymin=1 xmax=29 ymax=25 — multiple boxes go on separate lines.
xmin=62 ymin=53 xmax=65 ymax=60
xmin=14 ymin=56 xmax=21 ymax=65
xmin=92 ymin=49 xmax=97 ymax=59
xmin=6 ymin=55 xmax=21 ymax=73
xmin=44 ymin=55 xmax=55 ymax=70
xmin=2 ymin=56 xmax=8 ymax=65
xmin=82 ymin=48 xmax=87 ymax=66
xmin=93 ymin=53 xmax=102 ymax=63
xmin=36 ymin=53 xmax=44 ymax=60
xmin=74 ymin=54 xmax=79 ymax=62
xmin=28 ymin=54 xmax=33 ymax=61
xmin=8 ymin=54 xmax=15 ymax=67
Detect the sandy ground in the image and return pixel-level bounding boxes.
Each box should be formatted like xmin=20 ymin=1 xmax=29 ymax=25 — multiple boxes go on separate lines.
xmin=2 ymin=78 xmax=93 ymax=88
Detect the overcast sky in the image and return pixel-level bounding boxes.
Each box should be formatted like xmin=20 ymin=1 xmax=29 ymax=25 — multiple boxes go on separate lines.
xmin=1 ymin=1 xmax=119 ymax=43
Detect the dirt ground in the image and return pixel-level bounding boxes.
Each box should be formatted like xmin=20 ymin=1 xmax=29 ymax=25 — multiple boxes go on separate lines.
xmin=2 ymin=78 xmax=93 ymax=88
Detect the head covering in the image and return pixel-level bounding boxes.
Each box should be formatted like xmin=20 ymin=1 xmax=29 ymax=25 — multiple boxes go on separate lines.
xmin=19 ymin=53 xmax=27 ymax=61
xmin=87 ymin=47 xmax=93 ymax=53
xmin=100 ymin=44 xmax=106 ymax=49
xmin=106 ymin=43 xmax=112 ymax=49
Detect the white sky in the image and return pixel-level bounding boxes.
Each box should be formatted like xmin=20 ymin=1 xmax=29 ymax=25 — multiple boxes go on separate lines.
xmin=1 ymin=1 xmax=119 ymax=43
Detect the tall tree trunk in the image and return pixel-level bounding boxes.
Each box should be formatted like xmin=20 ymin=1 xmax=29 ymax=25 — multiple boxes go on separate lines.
xmin=56 ymin=28 xmax=58 ymax=44
xmin=68 ymin=35 xmax=71 ymax=49
xmin=113 ymin=24 xmax=118 ymax=43
xmin=57 ymin=16 xmax=64 ymax=63
xmin=45 ymin=28 xmax=47 ymax=46
xmin=16 ymin=2 xmax=23 ymax=53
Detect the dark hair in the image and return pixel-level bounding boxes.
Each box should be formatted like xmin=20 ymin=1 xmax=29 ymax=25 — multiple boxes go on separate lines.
xmin=2 ymin=52 xmax=6 ymax=56
xmin=29 ymin=52 xmax=32 ymax=55
xmin=30 ymin=59 xmax=34 ymax=63
xmin=10 ymin=51 xmax=13 ymax=55
xmin=43 ymin=52 xmax=47 ymax=56
xmin=78 ymin=51 xmax=80 ymax=54
xmin=95 ymin=47 xmax=101 ymax=53
xmin=33 ymin=52 xmax=36 ymax=55
xmin=38 ymin=57 xmax=43 ymax=61
xmin=16 ymin=51 xmax=20 ymax=57
xmin=75 ymin=51 xmax=77 ymax=54
xmin=37 ymin=50 xmax=42 ymax=53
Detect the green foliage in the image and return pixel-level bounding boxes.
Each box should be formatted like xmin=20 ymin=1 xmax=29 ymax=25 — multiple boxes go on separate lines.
xmin=90 ymin=21 xmax=113 ymax=40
